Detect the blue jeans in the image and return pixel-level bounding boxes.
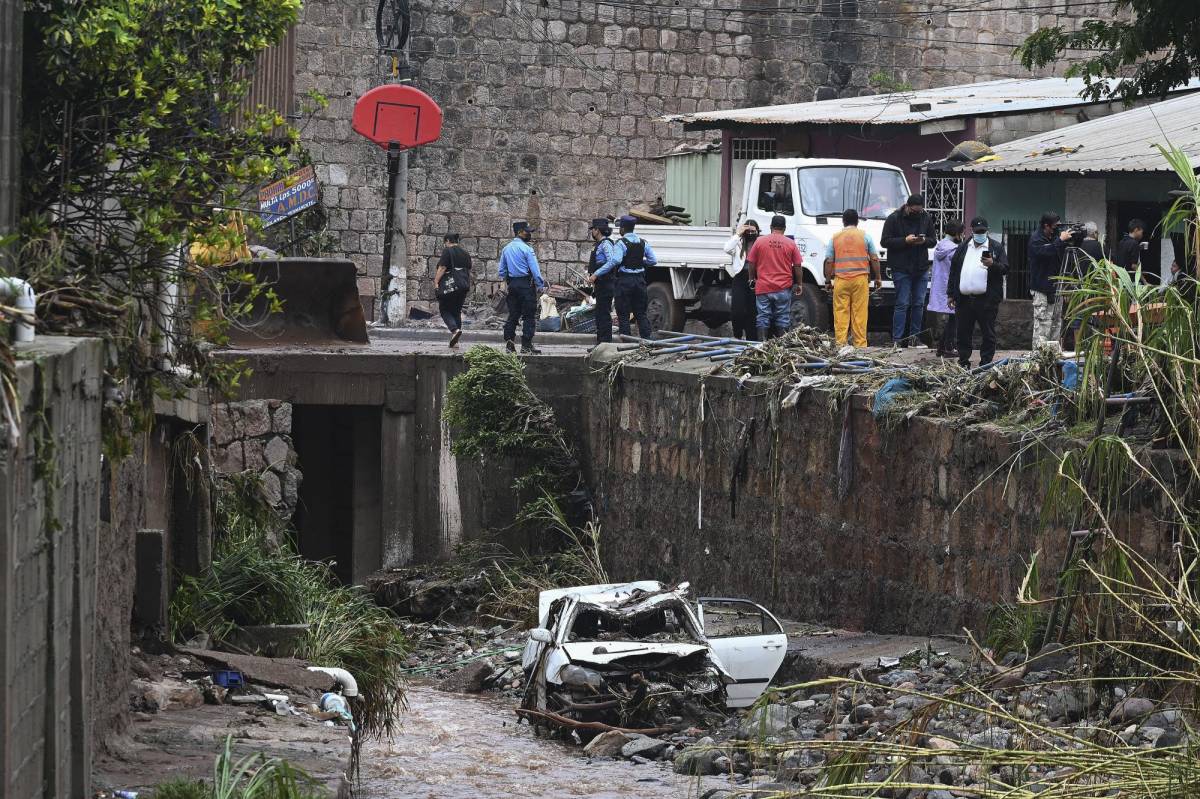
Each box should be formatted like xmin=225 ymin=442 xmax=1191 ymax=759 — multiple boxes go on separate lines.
xmin=755 ymin=289 xmax=792 ymax=331
xmin=892 ymin=269 xmax=929 ymax=343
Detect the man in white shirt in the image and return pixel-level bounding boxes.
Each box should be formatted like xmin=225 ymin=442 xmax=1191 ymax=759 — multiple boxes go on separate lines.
xmin=947 ymin=216 xmax=1008 ymax=368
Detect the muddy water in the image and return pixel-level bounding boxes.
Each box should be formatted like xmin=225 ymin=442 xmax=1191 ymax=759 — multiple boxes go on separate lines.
xmin=358 ymin=686 xmax=725 ymax=798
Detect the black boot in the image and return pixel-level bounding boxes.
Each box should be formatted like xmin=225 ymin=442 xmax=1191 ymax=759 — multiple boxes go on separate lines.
xmin=505 ymin=339 xmax=516 ymax=353
xmin=521 ymin=341 xmax=541 ymax=355
xmin=756 ymin=326 xmax=769 ymax=341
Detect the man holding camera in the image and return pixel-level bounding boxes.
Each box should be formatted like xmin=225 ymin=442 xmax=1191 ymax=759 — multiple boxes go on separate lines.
xmin=948 ymin=216 xmax=1008 ymax=369
xmin=1028 ymin=211 xmax=1074 ymax=348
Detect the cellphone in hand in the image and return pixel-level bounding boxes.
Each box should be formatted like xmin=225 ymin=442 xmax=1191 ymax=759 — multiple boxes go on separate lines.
xmin=981 ymin=250 xmax=990 ymax=258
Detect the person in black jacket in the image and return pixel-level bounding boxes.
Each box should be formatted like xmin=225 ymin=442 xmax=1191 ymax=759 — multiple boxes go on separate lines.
xmin=947 ymin=216 xmax=1008 ymax=368
xmin=1028 ymin=211 xmax=1074 ymax=348
xmin=1111 ymin=219 xmax=1146 ymax=275
xmin=881 ymin=194 xmax=936 ymax=346
xmin=434 ymin=233 xmax=472 ymax=347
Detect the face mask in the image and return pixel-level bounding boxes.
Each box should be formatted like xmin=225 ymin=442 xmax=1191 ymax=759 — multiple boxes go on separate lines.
xmin=973 ymin=232 xmax=988 ymax=245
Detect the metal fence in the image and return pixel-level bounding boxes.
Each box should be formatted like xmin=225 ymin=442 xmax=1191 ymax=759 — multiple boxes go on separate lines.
xmin=1002 ymin=218 xmax=1037 ymax=300
xmin=231 ymin=25 xmax=296 ymax=128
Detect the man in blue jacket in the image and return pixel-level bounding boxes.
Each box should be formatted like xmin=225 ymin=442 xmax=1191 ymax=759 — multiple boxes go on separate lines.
xmin=498 ymin=221 xmax=546 ymax=354
xmin=1028 ymin=211 xmax=1074 ymax=348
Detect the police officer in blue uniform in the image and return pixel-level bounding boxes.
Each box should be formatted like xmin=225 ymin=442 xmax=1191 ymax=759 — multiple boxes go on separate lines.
xmin=595 ymin=215 xmax=658 ymax=338
xmin=497 ymin=221 xmax=546 ymax=354
xmin=584 ymin=217 xmax=617 ymax=344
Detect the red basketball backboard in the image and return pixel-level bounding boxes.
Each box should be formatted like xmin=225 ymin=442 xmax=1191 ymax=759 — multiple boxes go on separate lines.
xmin=351 ymin=85 xmax=443 ymax=150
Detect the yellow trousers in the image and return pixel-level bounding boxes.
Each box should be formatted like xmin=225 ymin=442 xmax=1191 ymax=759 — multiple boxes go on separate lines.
xmin=832 ymin=275 xmax=869 ymax=347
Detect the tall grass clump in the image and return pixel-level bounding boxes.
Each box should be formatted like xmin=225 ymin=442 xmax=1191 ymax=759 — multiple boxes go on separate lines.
xmin=736 ymin=145 xmax=1200 ymax=798
xmin=170 ymin=475 xmax=407 ymax=740
xmin=150 ymin=736 xmax=323 ymax=799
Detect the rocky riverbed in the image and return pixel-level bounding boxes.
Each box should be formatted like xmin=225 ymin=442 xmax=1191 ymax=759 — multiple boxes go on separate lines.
xmin=396 ymin=622 xmax=1195 ymax=797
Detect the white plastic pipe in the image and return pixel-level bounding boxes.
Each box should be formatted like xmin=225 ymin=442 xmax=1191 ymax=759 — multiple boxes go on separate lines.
xmin=0 ymin=278 xmax=35 ymax=343
xmin=307 ymin=666 xmax=359 ymax=697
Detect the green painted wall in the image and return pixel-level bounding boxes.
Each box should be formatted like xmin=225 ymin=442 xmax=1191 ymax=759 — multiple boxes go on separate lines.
xmin=975 ymin=178 xmax=1066 ymax=229
xmin=664 ymin=152 xmax=722 ymax=227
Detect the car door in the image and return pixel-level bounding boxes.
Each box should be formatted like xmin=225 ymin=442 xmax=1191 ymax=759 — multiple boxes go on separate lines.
xmin=697 ymin=597 xmax=788 ymax=708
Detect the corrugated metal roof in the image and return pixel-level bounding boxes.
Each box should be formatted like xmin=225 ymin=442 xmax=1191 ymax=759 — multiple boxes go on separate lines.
xmin=667 ymin=77 xmax=1200 ymax=129
xmin=929 ymin=91 xmax=1200 ymax=176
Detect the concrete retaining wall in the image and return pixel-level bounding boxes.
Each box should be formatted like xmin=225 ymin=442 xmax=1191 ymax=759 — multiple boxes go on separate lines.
xmin=221 ymin=345 xmax=589 ymax=583
xmin=0 ymin=337 xmax=104 ymax=799
xmin=583 ymin=351 xmax=1172 ymax=634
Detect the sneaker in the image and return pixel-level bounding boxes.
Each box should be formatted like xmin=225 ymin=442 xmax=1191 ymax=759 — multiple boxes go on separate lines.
xmin=521 ymin=343 xmax=541 ymax=355
xmin=910 ymin=343 xmax=929 ymax=350
xmin=505 ymin=339 xmax=516 ymax=353
xmin=449 ymin=329 xmax=462 ymax=348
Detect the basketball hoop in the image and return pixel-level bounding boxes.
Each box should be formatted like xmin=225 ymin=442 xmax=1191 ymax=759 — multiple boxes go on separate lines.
xmin=351 ymin=85 xmax=443 ymax=322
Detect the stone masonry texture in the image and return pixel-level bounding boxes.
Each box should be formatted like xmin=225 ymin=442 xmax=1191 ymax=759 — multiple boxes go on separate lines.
xmin=210 ymin=400 xmax=304 ymax=519
xmin=0 ymin=337 xmax=104 ymax=799
xmin=583 ymin=353 xmax=1172 ymax=634
xmin=293 ymin=0 xmax=1104 ymax=314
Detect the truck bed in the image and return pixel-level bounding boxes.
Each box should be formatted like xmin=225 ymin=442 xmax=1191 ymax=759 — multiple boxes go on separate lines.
xmin=633 ymin=225 xmax=733 ymax=270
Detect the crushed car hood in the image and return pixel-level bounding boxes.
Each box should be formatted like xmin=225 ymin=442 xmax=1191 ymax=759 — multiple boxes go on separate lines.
xmin=561 ymin=641 xmax=711 ymax=666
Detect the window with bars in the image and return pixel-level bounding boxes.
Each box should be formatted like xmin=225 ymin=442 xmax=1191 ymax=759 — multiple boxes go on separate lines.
xmin=919 ymin=175 xmax=965 ymax=238
xmin=732 ymin=138 xmax=777 ymax=160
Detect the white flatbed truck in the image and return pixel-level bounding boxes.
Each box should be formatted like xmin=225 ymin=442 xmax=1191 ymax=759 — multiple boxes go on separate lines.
xmin=631 ymin=158 xmax=919 ymax=332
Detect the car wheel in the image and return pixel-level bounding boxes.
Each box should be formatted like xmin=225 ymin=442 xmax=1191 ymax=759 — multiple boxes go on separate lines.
xmin=646 ymin=281 xmax=685 ymax=333
xmin=791 ymin=286 xmax=832 ymax=331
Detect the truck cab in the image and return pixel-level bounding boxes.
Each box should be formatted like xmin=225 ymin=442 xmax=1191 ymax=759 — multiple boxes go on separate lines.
xmin=740 ymin=158 xmax=910 ymax=327
xmin=637 ymin=158 xmax=915 ymax=333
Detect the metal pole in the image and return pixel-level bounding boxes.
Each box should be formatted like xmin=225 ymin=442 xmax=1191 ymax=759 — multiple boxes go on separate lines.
xmin=380 ymin=142 xmax=401 ymax=323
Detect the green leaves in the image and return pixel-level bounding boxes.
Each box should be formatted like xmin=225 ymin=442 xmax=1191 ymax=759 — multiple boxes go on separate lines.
xmin=1017 ymin=2 xmax=1200 ymax=103
xmin=20 ymin=0 xmax=310 ymax=445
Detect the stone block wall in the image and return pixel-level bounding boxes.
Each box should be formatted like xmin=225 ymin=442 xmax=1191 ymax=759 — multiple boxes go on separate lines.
xmin=210 ymin=400 xmax=303 ymax=518
xmin=0 ymin=337 xmax=104 ymax=799
xmin=581 ymin=351 xmax=1173 ymax=635
xmin=293 ymin=0 xmax=1103 ymax=315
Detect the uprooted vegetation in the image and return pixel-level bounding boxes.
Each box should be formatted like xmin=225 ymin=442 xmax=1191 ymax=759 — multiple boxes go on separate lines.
xmin=170 ymin=473 xmax=407 ymax=740
xmin=434 ymin=346 xmax=608 ymax=627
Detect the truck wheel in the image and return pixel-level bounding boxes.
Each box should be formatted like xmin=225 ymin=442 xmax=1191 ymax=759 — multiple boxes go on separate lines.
xmin=791 ymin=287 xmax=832 ymax=331
xmin=646 ymin=281 xmax=685 ymax=333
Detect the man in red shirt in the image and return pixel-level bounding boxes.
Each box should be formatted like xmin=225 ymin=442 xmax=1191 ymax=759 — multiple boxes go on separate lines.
xmin=746 ymin=214 xmax=805 ymax=339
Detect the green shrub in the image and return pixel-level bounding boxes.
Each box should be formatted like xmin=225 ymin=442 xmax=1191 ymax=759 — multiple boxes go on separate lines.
xmin=170 ymin=477 xmax=407 ymax=739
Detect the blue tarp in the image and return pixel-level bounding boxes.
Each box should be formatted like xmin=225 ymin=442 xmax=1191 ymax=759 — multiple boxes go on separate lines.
xmin=872 ymin=377 xmax=913 ymax=418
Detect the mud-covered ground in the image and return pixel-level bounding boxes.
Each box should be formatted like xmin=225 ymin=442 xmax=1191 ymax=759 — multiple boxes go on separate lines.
xmin=357 ymin=686 xmax=727 ymax=799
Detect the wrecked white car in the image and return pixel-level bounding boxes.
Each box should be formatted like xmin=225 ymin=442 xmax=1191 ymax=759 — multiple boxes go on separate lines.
xmin=518 ymin=581 xmax=786 ymax=732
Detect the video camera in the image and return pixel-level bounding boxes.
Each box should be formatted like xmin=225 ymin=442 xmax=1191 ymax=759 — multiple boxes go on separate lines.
xmin=1055 ymin=221 xmax=1086 ymax=248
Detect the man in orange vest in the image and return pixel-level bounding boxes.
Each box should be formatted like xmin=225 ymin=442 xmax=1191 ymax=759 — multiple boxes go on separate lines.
xmin=823 ymin=208 xmax=881 ymax=348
